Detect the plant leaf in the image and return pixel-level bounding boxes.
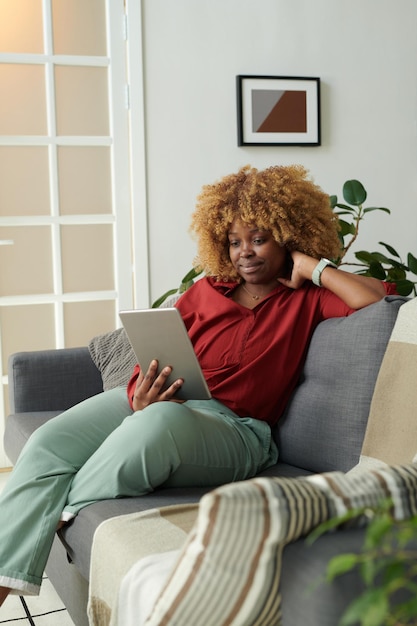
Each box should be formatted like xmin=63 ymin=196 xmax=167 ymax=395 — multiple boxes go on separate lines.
xmin=334 ymin=203 xmax=356 ymax=212
xmin=364 ymin=251 xmax=394 ymax=265
xmin=355 ymin=250 xmax=375 ymax=265
xmin=407 ymin=252 xmax=417 ymax=274
xmin=151 ymin=288 xmax=179 ymax=308
xmin=378 ymin=241 xmax=400 ymax=257
xmin=181 ymin=266 xmax=203 ymax=283
xmin=343 ymin=179 xmax=367 ymax=206
xmin=394 ymin=594 xmax=417 ymax=621
xmin=180 ymin=278 xmax=199 ymax=293
xmin=338 ymin=219 xmax=356 ymax=236
xmin=383 ymin=561 xmax=405 ymax=588
xmin=387 ymin=267 xmax=407 ymax=281
xmin=326 ymin=554 xmax=360 ymax=581
xmin=360 ymin=556 xmax=378 ymax=586
xmin=367 ymin=262 xmax=387 ymax=280
xmin=386 ymin=259 xmax=408 ymax=271
xmin=339 ymin=588 xmax=389 ymax=626
xmin=329 ymin=194 xmax=337 ymax=208
xmin=393 ymin=279 xmax=415 ymax=296
xmin=364 ymin=514 xmax=393 ymax=549
xmin=363 ymin=206 xmax=390 ymax=215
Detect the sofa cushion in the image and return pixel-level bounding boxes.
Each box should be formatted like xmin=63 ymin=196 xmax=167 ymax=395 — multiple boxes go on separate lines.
xmin=61 ymin=460 xmax=311 ymax=583
xmin=88 ymin=296 xmax=182 ymax=391
xmin=358 ymin=296 xmax=417 ymax=466
xmin=8 ymin=347 xmax=102 ymax=414
xmin=4 ymin=411 xmax=63 ymax=464
xmin=88 ymin=327 xmax=136 ymax=391
xmin=275 ymin=296 xmax=408 ymax=473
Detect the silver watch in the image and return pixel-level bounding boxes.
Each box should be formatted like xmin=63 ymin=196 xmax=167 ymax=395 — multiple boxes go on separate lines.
xmin=312 ymin=258 xmax=337 ymax=287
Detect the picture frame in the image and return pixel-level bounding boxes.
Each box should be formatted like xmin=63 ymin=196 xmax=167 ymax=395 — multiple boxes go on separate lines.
xmin=236 ymin=75 xmax=321 ymax=146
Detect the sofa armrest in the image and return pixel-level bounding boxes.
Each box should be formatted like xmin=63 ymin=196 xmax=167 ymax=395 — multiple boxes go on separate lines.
xmin=8 ymin=347 xmax=103 ymax=413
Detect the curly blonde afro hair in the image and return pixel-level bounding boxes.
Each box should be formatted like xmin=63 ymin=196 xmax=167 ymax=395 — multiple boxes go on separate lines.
xmin=190 ymin=164 xmax=341 ymax=282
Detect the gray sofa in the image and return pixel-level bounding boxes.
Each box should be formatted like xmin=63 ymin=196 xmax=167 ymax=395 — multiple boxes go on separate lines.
xmin=4 ymin=295 xmax=408 ymax=626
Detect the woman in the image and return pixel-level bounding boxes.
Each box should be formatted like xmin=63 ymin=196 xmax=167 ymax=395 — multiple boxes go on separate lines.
xmin=0 ymin=164 xmax=387 ymax=604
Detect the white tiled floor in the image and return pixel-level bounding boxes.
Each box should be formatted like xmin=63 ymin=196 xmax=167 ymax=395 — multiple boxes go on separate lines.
xmin=0 ymin=471 xmax=76 ymax=625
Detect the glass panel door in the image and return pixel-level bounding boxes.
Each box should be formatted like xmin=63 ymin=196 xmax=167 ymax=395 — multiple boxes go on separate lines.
xmin=0 ymin=0 xmax=134 ymax=467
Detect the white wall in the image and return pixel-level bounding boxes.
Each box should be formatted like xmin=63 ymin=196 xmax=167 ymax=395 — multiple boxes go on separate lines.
xmin=140 ymin=0 xmax=417 ymax=301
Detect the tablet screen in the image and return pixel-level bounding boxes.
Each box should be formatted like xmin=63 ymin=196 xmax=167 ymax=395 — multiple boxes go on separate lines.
xmin=119 ymin=308 xmax=212 ymax=401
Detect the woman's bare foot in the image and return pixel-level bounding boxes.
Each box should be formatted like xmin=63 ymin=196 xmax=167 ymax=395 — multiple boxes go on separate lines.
xmin=0 ymin=586 xmax=11 ymax=606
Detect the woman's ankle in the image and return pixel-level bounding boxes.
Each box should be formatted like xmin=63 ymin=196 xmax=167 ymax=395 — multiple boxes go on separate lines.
xmin=0 ymin=586 xmax=11 ymax=606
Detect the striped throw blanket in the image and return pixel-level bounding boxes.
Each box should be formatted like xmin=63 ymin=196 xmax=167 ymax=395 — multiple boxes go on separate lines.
xmin=88 ymin=505 xmax=199 ymax=626
xmin=104 ymin=464 xmax=417 ymax=626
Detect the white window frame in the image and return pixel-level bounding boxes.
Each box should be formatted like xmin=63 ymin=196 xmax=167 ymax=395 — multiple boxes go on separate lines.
xmin=0 ymin=0 xmax=148 ymax=467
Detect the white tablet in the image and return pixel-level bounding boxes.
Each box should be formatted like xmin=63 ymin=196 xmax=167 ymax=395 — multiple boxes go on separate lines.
xmin=119 ymin=307 xmax=212 ymax=401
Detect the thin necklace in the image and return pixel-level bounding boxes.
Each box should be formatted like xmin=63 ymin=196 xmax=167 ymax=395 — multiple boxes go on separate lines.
xmin=241 ymin=283 xmax=262 ymax=301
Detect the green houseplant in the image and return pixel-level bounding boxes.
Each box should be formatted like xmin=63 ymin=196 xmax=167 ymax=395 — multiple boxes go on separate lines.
xmin=151 ymin=266 xmax=203 ymax=309
xmin=308 ymin=500 xmax=417 ymax=626
xmin=331 ymin=180 xmax=417 ymax=297
xmin=152 ymin=179 xmax=417 ymax=307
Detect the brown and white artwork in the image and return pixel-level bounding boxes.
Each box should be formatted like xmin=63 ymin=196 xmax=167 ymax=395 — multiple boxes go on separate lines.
xmin=237 ymin=76 xmax=320 ymax=146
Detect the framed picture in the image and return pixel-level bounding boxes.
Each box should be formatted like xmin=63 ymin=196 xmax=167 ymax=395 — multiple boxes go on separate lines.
xmin=236 ymin=75 xmax=321 ymax=146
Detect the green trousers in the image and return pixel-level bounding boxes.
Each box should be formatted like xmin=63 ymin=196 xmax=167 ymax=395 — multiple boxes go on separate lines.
xmin=0 ymin=388 xmax=278 ymax=595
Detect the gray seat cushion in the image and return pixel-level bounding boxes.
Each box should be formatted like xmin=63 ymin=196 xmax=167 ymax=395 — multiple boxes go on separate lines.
xmin=280 ymin=527 xmax=417 ymax=626
xmin=4 ymin=412 xmax=62 ymax=464
xmin=61 ymin=460 xmax=312 ymax=581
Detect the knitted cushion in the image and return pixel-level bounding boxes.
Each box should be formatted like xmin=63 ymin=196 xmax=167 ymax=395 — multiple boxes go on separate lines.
xmin=88 ymin=327 xmax=136 ymax=391
xmin=88 ymin=295 xmax=182 ymax=391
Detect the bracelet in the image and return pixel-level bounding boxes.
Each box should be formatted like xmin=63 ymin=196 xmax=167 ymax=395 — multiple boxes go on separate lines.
xmin=312 ymin=258 xmax=337 ymax=287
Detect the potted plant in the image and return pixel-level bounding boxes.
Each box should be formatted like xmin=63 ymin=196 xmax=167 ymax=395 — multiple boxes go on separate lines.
xmin=308 ymin=500 xmax=417 ymax=626
xmin=152 ymin=179 xmax=417 ymax=307
xmin=331 ymin=180 xmax=417 ymax=297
